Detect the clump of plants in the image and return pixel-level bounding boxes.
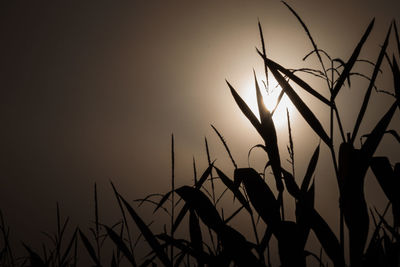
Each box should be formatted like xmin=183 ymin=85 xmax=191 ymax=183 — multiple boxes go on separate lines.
xmin=1 ymin=2 xmax=400 ymax=267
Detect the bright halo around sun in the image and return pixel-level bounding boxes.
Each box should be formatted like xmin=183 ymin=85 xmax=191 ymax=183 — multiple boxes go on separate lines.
xmin=242 ymin=75 xmax=294 ymax=129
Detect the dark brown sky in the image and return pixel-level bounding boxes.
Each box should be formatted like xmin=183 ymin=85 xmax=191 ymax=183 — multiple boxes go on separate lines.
xmin=0 ymin=0 xmax=399 ymax=257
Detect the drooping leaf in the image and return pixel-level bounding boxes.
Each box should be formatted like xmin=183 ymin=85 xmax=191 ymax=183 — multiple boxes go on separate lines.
xmin=214 ymin=167 xmax=252 ymax=213
xmin=176 ymin=186 xmax=223 ymax=231
xmin=234 ymin=168 xmax=281 ymax=230
xmin=351 ymin=23 xmax=392 ymax=143
xmin=173 ymin=164 xmax=213 ymax=233
xmin=332 ymin=19 xmax=375 ymax=100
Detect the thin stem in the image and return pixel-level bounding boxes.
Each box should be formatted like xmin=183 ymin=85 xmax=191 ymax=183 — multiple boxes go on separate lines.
xmin=170 ymin=134 xmax=175 ymax=266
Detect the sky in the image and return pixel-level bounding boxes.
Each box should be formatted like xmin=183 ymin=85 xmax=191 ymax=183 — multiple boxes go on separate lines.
xmin=1 ymin=0 xmax=400 ymax=262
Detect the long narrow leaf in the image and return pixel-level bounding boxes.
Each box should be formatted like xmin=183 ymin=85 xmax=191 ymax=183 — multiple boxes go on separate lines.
xmin=351 ymin=24 xmax=392 ymax=143
xmin=301 ymin=144 xmax=320 ymax=192
xmin=257 ymin=49 xmax=331 ymax=106
xmin=226 ymin=80 xmax=263 ymax=137
xmin=214 ymin=167 xmax=252 ymax=213
xmin=332 ymin=19 xmax=375 ymax=99
xmin=282 ymin=1 xmax=328 ymax=80
xmin=176 ymin=186 xmax=223 ymax=231
xmin=173 ymin=164 xmax=213 ymax=233
xmin=254 ymin=72 xmax=284 ymax=192
xmin=78 ymin=230 xmax=100 ymax=266
xmin=119 ymin=194 xmax=172 ymax=266
xmin=105 ymin=226 xmax=137 ymax=267
xmin=234 ymin=168 xmax=281 ymax=229
xmin=268 ymin=64 xmax=331 ymax=146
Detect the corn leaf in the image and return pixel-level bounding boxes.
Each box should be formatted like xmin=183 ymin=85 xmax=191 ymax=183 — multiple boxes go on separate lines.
xmin=361 ymin=102 xmax=397 ymax=162
xmin=391 ymin=56 xmax=400 ymax=110
xmin=119 ymin=194 xmax=172 ymax=267
xmin=218 ymin=225 xmax=263 ymax=267
xmin=214 ymin=167 xmax=252 ymax=213
xmin=308 ymin=210 xmax=345 ymax=267
xmin=105 ymin=226 xmax=137 ymax=267
xmin=257 ymin=49 xmax=331 ymax=106
xmin=301 ymin=144 xmax=320 ymax=193
xmin=173 ymin=164 xmax=213 ymax=233
xmin=189 ymin=209 xmax=203 ymax=260
xmin=370 ymin=157 xmax=395 ymax=203
xmin=351 ymin=23 xmax=392 ymax=143
xmin=226 ymin=80 xmax=263 ymax=137
xmin=268 ymin=64 xmax=331 ymax=146
xmin=234 ymin=168 xmax=281 ymax=229
xmin=332 ymin=19 xmax=375 ymax=100
xmin=22 ymin=243 xmax=47 ymax=267
xmin=176 ymin=186 xmax=223 ymax=231
xmin=78 ymin=230 xmax=100 ymax=266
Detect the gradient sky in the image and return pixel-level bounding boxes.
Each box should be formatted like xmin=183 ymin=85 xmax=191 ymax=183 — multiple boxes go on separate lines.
xmin=1 ymin=0 xmax=399 ymax=260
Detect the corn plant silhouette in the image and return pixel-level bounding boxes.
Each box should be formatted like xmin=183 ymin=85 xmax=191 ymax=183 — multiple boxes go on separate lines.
xmin=1 ymin=2 xmax=400 ymax=267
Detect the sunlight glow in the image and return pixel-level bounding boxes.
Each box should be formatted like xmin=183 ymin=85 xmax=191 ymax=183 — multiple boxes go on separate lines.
xmin=243 ymin=76 xmax=294 ymax=129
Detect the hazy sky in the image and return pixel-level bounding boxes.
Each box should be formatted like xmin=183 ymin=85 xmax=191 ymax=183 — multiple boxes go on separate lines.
xmin=1 ymin=0 xmax=399 ymax=259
